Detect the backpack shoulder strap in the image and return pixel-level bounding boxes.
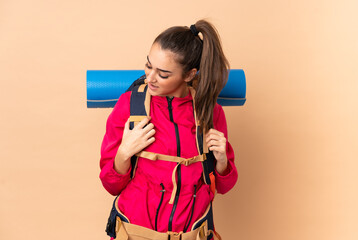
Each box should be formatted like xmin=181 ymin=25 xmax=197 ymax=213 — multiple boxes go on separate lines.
xmin=196 ymin=125 xmax=216 ymax=194
xmin=129 ymin=83 xmax=150 ymax=129
xmin=126 ymin=74 xmax=146 ymax=92
xmin=189 ymin=87 xmax=216 ymax=194
xmin=128 ymin=76 xmax=150 ymax=178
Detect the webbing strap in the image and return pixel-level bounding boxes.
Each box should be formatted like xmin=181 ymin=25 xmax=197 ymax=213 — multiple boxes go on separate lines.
xmin=113 ymin=195 xmax=220 ymax=240
xmin=144 ymin=85 xmax=151 ymax=118
xmin=138 ymin=84 xmax=146 ymax=93
xmin=188 ymin=87 xmax=208 ymax=154
xmin=135 ymin=150 xmax=206 ymax=204
xmin=135 ymin=151 xmax=206 ymax=166
xmin=169 ymin=163 xmax=179 ymax=204
xmin=115 ymin=217 xmax=208 ymax=240
xmin=189 ymin=87 xmax=214 ymax=188
xmin=116 ymin=217 xmax=129 ymax=240
xmin=128 ymin=115 xmax=148 ymax=122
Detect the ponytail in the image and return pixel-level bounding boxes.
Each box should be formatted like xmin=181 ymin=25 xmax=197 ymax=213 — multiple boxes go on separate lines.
xmin=194 ymin=20 xmax=230 ymax=133
xmin=154 ymin=19 xmax=230 ymax=133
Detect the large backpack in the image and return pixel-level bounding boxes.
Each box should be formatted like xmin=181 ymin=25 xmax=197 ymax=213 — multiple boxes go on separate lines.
xmin=105 ymin=75 xmax=221 ymax=240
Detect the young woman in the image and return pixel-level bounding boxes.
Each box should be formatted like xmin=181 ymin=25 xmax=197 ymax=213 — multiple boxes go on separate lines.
xmin=100 ymin=19 xmax=238 ymax=240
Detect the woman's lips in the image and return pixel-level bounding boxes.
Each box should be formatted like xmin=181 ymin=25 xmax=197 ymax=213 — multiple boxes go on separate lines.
xmin=148 ymin=83 xmax=159 ymax=90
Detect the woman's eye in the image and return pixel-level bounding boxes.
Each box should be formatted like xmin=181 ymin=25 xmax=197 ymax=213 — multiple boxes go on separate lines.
xmin=145 ymin=63 xmax=168 ymax=79
xmin=159 ymin=75 xmax=169 ymax=79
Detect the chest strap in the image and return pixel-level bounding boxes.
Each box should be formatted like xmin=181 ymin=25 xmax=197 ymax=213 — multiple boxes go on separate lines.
xmin=136 ymin=151 xmax=206 ymax=204
xmin=136 ymin=151 xmax=206 ymax=165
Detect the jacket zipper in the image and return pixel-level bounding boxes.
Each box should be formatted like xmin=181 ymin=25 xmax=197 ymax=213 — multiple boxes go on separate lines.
xmin=155 ymin=183 xmax=165 ymax=231
xmin=167 ymin=97 xmax=181 ymax=231
xmin=183 ymin=185 xmax=197 ymax=232
xmin=167 ymin=97 xmax=181 ymax=156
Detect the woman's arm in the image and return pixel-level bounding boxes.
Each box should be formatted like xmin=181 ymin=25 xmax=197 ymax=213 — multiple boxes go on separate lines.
xmin=211 ymin=104 xmax=238 ymax=194
xmin=99 ymin=92 xmax=132 ymax=196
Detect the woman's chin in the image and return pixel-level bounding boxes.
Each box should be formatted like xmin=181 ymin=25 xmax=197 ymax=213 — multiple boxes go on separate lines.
xmin=148 ymin=88 xmax=160 ymax=96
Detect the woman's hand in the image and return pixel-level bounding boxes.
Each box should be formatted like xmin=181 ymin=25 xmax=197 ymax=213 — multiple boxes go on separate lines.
xmin=121 ymin=116 xmax=156 ymax=157
xmin=205 ymin=128 xmax=228 ymax=175
xmin=114 ymin=116 xmax=155 ymax=174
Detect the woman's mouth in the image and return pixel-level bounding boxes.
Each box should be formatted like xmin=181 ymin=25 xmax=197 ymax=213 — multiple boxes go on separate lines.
xmin=148 ymin=83 xmax=159 ymax=90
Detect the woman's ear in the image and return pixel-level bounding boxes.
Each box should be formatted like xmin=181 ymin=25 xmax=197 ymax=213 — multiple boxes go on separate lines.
xmin=184 ymin=68 xmax=198 ymax=83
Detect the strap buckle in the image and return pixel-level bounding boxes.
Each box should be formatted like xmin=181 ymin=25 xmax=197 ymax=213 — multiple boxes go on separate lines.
xmin=167 ymin=231 xmax=182 ymax=240
xmin=182 ymin=159 xmax=193 ymax=166
xmin=182 ymin=154 xmax=206 ymax=166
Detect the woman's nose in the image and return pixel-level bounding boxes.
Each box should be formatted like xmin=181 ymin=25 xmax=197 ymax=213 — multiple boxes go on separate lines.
xmin=145 ymin=69 xmax=157 ymax=83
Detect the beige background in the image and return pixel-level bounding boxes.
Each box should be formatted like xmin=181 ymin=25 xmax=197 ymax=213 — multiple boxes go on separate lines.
xmin=1 ymin=0 xmax=357 ymax=239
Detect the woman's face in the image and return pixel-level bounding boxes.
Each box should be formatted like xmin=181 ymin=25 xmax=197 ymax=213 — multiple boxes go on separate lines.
xmin=145 ymin=42 xmax=195 ymax=98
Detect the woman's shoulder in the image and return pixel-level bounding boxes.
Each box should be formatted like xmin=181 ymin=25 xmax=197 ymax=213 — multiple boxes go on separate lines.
xmin=108 ymin=91 xmax=132 ymax=124
xmin=213 ymin=103 xmax=227 ymax=130
xmin=213 ymin=103 xmax=224 ymax=119
xmin=113 ymin=91 xmax=131 ymax=111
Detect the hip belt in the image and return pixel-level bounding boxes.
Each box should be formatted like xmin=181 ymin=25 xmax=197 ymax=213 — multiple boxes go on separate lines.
xmin=106 ymin=195 xmax=221 ymax=240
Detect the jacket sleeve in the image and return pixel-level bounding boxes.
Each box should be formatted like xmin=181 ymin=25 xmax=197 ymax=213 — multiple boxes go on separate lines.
xmin=99 ymin=91 xmax=132 ymax=196
xmin=212 ymin=104 xmax=238 ymax=194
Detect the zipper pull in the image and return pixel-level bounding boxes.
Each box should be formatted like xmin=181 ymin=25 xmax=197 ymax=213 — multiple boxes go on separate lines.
xmin=167 ymin=96 xmax=174 ymax=110
xmin=160 ymin=183 xmax=165 ymax=192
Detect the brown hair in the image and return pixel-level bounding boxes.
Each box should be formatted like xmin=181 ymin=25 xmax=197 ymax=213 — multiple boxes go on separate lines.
xmin=154 ymin=19 xmax=230 ymax=133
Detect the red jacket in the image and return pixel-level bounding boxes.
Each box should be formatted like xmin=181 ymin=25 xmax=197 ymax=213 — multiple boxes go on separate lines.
xmin=100 ymin=90 xmax=238 ymax=234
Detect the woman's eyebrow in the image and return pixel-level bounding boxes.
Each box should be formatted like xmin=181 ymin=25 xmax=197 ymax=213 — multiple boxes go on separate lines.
xmin=147 ymin=56 xmax=172 ymax=73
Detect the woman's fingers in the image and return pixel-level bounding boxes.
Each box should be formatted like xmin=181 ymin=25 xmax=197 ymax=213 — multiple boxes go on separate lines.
xmin=206 ymin=128 xmax=224 ymax=137
xmin=206 ymin=134 xmax=226 ymax=143
xmin=208 ymin=145 xmax=225 ymax=152
xmin=132 ymin=117 xmax=155 ymax=138
xmin=205 ymin=128 xmax=226 ymax=150
xmin=143 ymin=122 xmax=155 ymax=132
xmin=206 ymin=130 xmax=226 ymax=144
xmin=207 ymin=139 xmax=226 ymax=149
xmin=147 ymin=136 xmax=156 ymax=145
xmin=122 ymin=116 xmax=156 ymax=155
xmin=145 ymin=128 xmax=156 ymax=139
xmin=132 ymin=117 xmax=156 ymax=147
xmin=204 ymin=128 xmax=228 ymax=164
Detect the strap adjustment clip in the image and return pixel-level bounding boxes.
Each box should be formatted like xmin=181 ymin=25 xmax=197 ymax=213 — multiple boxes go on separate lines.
xmin=167 ymin=231 xmax=182 ymax=240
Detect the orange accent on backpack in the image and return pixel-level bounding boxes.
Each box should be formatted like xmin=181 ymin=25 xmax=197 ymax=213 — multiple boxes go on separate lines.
xmin=209 ymin=172 xmax=216 ymax=194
